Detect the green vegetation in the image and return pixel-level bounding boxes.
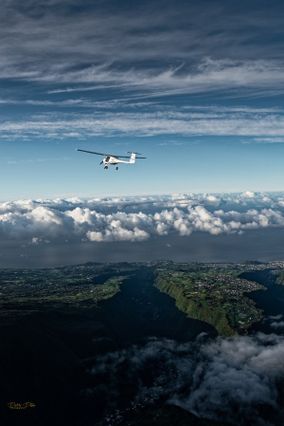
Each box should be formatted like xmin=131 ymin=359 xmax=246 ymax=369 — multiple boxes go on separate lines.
xmin=154 ymin=264 xmax=264 ymax=336
xmin=275 ymin=270 xmax=284 ymax=285
xmin=0 ymin=263 xmax=134 ymax=316
xmin=2 ymin=276 xmax=124 ymax=306
xmin=0 ymin=261 xmax=272 ymax=335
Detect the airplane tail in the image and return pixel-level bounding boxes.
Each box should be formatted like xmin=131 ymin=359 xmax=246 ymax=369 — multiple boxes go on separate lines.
xmin=127 ymin=151 xmax=145 ymax=164
xmin=129 ymin=152 xmax=136 ymax=164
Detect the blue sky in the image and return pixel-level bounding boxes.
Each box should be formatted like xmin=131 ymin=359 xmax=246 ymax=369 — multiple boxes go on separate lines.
xmin=1 ymin=0 xmax=284 ymax=199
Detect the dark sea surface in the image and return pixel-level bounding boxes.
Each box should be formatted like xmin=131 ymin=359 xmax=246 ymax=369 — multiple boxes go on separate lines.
xmin=98 ymin=267 xmax=216 ymax=344
xmin=241 ymin=270 xmax=284 ymax=334
xmin=2 ymin=228 xmax=284 ymax=268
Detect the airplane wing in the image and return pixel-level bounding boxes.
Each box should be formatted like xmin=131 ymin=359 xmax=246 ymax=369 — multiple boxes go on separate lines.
xmin=77 ymin=149 xmax=110 ymax=157
xmin=77 ymin=149 xmax=146 ymax=159
xmin=116 ymin=154 xmax=146 ymax=159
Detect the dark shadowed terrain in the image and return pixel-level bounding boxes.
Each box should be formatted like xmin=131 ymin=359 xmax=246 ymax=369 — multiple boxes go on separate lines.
xmin=1 ymin=262 xmax=284 ymax=426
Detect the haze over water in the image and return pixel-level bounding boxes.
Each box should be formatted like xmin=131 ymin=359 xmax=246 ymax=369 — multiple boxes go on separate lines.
xmin=2 ymin=228 xmax=284 ymax=268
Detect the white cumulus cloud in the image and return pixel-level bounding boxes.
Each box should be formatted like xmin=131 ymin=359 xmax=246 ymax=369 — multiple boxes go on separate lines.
xmin=1 ymin=192 xmax=284 ymax=243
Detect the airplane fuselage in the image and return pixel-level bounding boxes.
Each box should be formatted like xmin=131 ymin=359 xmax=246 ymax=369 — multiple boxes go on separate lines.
xmin=77 ymin=149 xmax=145 ymax=170
xmin=103 ymin=156 xmax=127 ymax=165
xmin=103 ymin=154 xmax=136 ymax=168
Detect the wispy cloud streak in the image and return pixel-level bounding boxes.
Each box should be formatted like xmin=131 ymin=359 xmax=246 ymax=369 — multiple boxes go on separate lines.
xmin=0 ymin=1 xmax=284 ymax=97
xmin=1 ymin=108 xmax=284 ymax=139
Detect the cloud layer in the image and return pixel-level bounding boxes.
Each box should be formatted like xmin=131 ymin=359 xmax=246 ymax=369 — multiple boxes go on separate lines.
xmin=2 ymin=192 xmax=284 ymax=244
xmin=0 ymin=1 xmax=284 ymax=94
xmin=0 ymin=1 xmax=284 ymax=144
xmin=86 ymin=333 xmax=284 ymax=425
xmin=2 ymin=107 xmax=284 ymax=140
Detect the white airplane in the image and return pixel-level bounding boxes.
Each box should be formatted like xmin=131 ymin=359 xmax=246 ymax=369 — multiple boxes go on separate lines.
xmin=77 ymin=149 xmax=146 ymax=170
